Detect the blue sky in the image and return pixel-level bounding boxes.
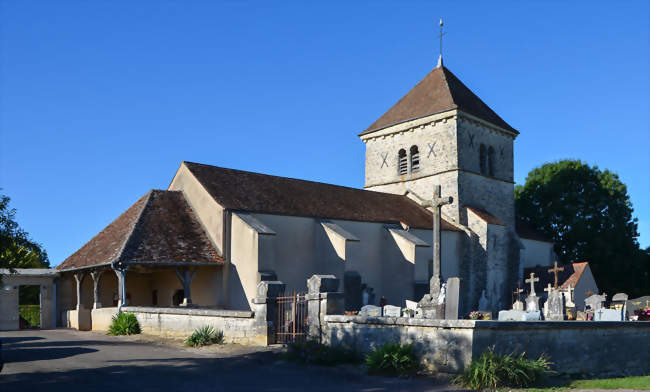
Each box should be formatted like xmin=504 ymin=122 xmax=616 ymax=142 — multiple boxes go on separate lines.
xmin=1 ymin=1 xmax=648 ymax=267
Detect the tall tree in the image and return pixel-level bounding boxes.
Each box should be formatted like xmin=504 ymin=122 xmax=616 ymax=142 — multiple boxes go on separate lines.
xmin=515 ymin=160 xmax=647 ymax=296
xmin=0 ymin=192 xmax=50 ymax=270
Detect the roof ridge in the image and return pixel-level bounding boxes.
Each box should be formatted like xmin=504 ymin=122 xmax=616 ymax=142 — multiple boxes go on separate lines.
xmin=183 ymin=161 xmax=412 ymax=197
xmin=115 ymin=190 xmax=153 ymax=263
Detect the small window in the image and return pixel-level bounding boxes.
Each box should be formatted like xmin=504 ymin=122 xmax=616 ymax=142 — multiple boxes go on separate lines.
xmin=398 ymin=149 xmax=408 ymax=175
xmin=488 ymin=146 xmax=495 ymax=176
xmin=479 ymin=144 xmax=487 ymax=174
xmin=410 ymin=145 xmax=420 ymax=173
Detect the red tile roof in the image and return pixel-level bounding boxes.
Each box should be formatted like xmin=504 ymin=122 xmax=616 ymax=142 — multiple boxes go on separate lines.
xmin=57 ymin=190 xmax=222 ymax=270
xmin=361 ymin=65 xmax=518 ymax=135
xmin=183 ymin=162 xmax=459 ymax=231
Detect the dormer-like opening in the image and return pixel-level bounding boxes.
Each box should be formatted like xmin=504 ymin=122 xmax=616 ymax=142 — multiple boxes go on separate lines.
xmin=410 ymin=145 xmax=420 ymax=173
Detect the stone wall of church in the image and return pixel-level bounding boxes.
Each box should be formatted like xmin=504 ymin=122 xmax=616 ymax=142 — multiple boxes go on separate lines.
xmin=369 ymin=172 xmax=461 ymax=224
xmin=457 ymin=171 xmax=515 ymax=228
xmin=363 ymin=114 xmax=457 ymax=189
xmin=456 ymin=115 xmax=515 ymax=183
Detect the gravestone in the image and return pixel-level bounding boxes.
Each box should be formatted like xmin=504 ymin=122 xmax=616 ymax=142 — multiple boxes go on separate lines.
xmin=344 ymin=271 xmax=362 ymax=311
xmin=404 ymin=300 xmax=417 ymax=318
xmin=585 ymin=294 xmax=607 ymax=312
xmin=512 ymin=300 xmax=524 ymax=311
xmin=383 ymin=305 xmax=401 ymax=318
xmin=594 ymin=308 xmax=623 ymax=321
xmin=526 ymin=295 xmax=540 ymax=312
xmin=625 ymin=295 xmax=650 ymax=319
xmin=359 ymin=305 xmax=382 ymax=317
xmin=546 ymin=289 xmax=565 ymax=321
xmin=498 ymin=310 xmax=541 ymax=321
xmin=445 ymin=277 xmax=461 ymax=320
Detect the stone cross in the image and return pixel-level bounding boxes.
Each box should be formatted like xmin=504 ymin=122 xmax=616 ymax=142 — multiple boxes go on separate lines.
xmin=544 ymin=283 xmax=553 ymax=294
xmin=419 ymin=185 xmax=453 ymax=299
xmin=548 ymin=261 xmax=565 ymax=289
xmin=525 ymin=272 xmax=539 ymax=296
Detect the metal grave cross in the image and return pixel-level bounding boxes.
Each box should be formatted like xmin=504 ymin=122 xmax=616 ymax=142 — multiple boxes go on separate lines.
xmin=419 ymin=185 xmax=453 ymax=298
xmin=525 ymin=272 xmax=539 ymax=296
xmin=548 ymin=261 xmax=565 ymax=289
xmin=513 ymin=282 xmax=523 ymax=302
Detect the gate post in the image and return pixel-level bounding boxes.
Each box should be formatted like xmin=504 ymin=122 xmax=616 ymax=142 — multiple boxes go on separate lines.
xmin=252 ymin=280 xmax=285 ymax=345
xmin=306 ymin=275 xmax=343 ymax=342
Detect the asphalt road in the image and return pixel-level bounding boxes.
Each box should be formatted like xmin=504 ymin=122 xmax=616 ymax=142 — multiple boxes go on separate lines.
xmin=0 ymin=329 xmax=464 ymax=392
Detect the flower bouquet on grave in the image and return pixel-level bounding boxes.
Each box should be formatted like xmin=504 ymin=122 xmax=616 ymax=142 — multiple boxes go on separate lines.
xmin=634 ymin=307 xmax=650 ymax=321
xmin=469 ymin=311 xmax=483 ymax=320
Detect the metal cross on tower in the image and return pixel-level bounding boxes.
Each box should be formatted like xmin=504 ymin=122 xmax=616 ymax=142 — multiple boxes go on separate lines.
xmin=437 ymin=18 xmax=446 ymax=61
xmin=548 ymin=261 xmax=565 ymax=289
xmin=419 ymin=185 xmax=453 ymax=298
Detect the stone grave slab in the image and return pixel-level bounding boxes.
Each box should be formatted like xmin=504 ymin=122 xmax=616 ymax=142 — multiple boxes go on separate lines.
xmin=546 ymin=290 xmax=564 ymax=321
xmin=383 ymin=305 xmax=401 ymax=318
xmin=499 ymin=310 xmax=541 ymax=321
xmin=585 ymin=294 xmax=606 ymax=311
xmin=359 ymin=305 xmax=382 ymax=317
xmin=594 ymin=308 xmax=623 ymax=321
xmin=525 ymin=295 xmax=539 ymax=312
xmin=626 ymin=295 xmax=650 ymax=319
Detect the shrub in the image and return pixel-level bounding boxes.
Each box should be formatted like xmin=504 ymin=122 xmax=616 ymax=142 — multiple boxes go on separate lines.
xmin=19 ymin=305 xmax=40 ymax=328
xmin=365 ymin=343 xmax=419 ymax=377
xmin=284 ymin=340 xmax=362 ymax=366
xmin=454 ymin=347 xmax=553 ymax=391
xmin=185 ymin=325 xmax=224 ymax=347
xmin=107 ymin=312 xmax=141 ymax=336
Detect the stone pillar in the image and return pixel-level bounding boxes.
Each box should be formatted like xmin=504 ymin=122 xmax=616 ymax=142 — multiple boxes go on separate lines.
xmin=251 ymin=280 xmax=285 ymax=345
xmin=306 ymin=274 xmax=344 ymax=341
xmin=73 ymin=272 xmax=86 ymax=310
xmin=112 ymin=262 xmax=129 ymax=311
xmin=175 ymin=267 xmax=198 ymax=307
xmin=445 ymin=277 xmax=461 ymax=320
xmin=90 ymin=270 xmax=104 ymax=310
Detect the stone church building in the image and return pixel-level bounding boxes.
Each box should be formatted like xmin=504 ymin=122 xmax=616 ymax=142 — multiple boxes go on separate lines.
xmin=54 ymin=59 xmax=555 ymax=323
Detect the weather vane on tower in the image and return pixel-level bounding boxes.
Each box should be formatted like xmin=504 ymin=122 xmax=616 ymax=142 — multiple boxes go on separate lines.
xmin=437 ymin=18 xmax=445 ymax=67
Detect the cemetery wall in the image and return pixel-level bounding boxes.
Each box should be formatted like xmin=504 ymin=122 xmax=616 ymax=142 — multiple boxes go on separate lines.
xmin=122 ymin=306 xmax=266 ymax=345
xmin=322 ymin=315 xmax=650 ymax=375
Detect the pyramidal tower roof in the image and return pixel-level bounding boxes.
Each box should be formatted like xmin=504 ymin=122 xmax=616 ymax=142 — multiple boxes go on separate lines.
xmin=361 ymin=62 xmax=518 ymax=135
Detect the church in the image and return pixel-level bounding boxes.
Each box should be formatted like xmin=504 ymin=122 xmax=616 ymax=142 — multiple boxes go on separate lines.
xmin=54 ymin=56 xmax=556 ymax=321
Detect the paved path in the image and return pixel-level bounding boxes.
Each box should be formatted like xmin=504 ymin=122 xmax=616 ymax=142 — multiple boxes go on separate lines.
xmin=0 ymin=329 xmax=464 ymax=392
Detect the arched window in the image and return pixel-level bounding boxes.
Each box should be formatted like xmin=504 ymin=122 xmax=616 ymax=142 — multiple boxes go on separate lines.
xmin=479 ymin=144 xmax=487 ymax=174
xmin=398 ymin=149 xmax=408 ymax=175
xmin=488 ymin=146 xmax=495 ymax=176
xmin=410 ymin=145 xmax=420 ymax=173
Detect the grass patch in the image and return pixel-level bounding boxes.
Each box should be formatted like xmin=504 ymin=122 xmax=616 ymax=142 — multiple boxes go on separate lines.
xmin=107 ymin=312 xmax=141 ymax=336
xmin=523 ymin=374 xmax=650 ymax=391
xmin=283 ymin=340 xmax=362 ymax=366
xmin=19 ymin=305 xmax=40 ymax=328
xmin=365 ymin=343 xmax=419 ymax=377
xmin=185 ymin=326 xmax=224 ymax=347
xmin=454 ymin=347 xmax=552 ymax=391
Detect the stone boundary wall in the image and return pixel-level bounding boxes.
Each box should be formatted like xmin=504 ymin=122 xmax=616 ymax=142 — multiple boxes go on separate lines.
xmin=121 ymin=306 xmax=267 ymax=345
xmin=61 ymin=308 xmax=91 ymax=331
xmin=322 ymin=315 xmax=650 ymax=376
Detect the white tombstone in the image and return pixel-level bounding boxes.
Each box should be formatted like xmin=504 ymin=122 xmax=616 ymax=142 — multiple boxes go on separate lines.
xmin=594 ymin=308 xmax=623 ymax=321
xmin=383 ymin=305 xmax=401 ymax=318
xmin=359 ymin=305 xmax=382 ymax=317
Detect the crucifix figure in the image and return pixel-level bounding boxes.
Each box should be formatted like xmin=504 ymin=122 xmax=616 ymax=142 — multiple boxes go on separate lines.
xmin=419 ymin=185 xmax=453 ymax=300
xmin=548 ymin=261 xmax=565 ymax=289
xmin=525 ymin=272 xmax=539 ymax=296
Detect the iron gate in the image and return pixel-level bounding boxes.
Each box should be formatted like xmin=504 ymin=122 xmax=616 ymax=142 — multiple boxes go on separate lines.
xmin=275 ymin=291 xmax=308 ymax=344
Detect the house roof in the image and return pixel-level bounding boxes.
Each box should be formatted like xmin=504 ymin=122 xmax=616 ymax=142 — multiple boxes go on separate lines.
xmin=183 ymin=161 xmax=458 ymax=231
xmin=466 ymin=206 xmax=505 ymax=226
xmin=57 ymin=190 xmax=223 ymax=271
xmin=515 ymin=219 xmax=552 ymax=243
xmin=523 ymin=262 xmax=590 ymax=294
xmin=361 ymin=65 xmax=518 ymax=135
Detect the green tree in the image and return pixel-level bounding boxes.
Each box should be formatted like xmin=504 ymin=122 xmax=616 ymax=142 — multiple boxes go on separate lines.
xmin=0 ymin=191 xmax=50 ymax=270
xmin=515 ymin=160 xmax=648 ymax=296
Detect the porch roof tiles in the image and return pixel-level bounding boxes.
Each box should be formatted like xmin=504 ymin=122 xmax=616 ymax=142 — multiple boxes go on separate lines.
xmin=56 ymin=190 xmax=222 ymax=271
